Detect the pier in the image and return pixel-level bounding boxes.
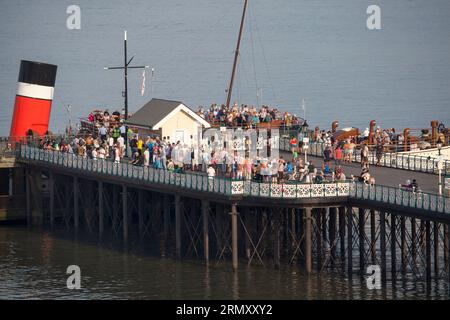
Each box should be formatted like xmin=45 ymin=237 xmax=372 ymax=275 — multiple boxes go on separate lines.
xmin=5 ymin=142 xmax=448 ymax=293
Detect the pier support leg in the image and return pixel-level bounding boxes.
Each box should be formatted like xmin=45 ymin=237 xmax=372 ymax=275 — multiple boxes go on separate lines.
xmin=411 ymin=218 xmax=417 ymax=267
xmin=434 ymin=222 xmax=440 ymax=278
xmin=273 ymin=212 xmax=281 ymax=269
xmin=26 ymin=168 xmax=31 ymax=227
xmin=305 ymin=208 xmax=312 ymax=275
xmin=202 ymin=200 xmax=210 ymax=265
xmin=138 ymin=189 xmax=144 ymax=238
xmin=358 ymin=208 xmax=365 ymax=273
xmin=163 ymin=195 xmax=170 ymax=239
xmin=49 ymin=172 xmax=55 ymax=228
xmin=370 ymin=210 xmax=376 ymax=263
xmin=347 ymin=207 xmax=353 ymax=276
xmin=122 ymin=185 xmax=128 ymax=243
xmin=73 ymin=176 xmax=79 ymax=232
xmin=244 ymin=208 xmax=251 ymax=260
xmin=391 ymin=214 xmax=397 ymax=282
xmin=231 ymin=204 xmax=239 ymax=272
xmin=339 ymin=207 xmax=346 ymax=267
xmin=401 ymin=216 xmax=406 ymax=274
xmin=316 ymin=209 xmax=322 ymax=271
xmin=98 ymin=181 xmax=104 ymax=238
xmin=329 ymin=208 xmax=337 ymax=269
xmin=175 ymin=195 xmax=181 ymax=258
xmin=380 ymin=211 xmax=387 ymax=282
xmin=426 ymin=220 xmax=431 ymax=283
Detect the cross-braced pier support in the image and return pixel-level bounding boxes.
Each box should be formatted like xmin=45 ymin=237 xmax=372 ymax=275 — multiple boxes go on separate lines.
xmin=23 ymin=167 xmax=450 ymax=294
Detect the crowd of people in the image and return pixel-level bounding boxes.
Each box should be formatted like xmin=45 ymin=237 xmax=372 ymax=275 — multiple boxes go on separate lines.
xmin=197 ymin=103 xmax=304 ymax=129
xmin=30 ymin=106 xmax=388 ymax=186
xmin=34 ymin=127 xmax=354 ymax=185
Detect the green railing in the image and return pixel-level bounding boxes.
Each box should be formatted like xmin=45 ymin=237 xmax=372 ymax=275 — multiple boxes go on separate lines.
xmin=279 ymin=138 xmax=450 ymax=175
xmin=351 ymin=183 xmax=450 ymax=214
xmin=17 ymin=145 xmax=352 ymax=199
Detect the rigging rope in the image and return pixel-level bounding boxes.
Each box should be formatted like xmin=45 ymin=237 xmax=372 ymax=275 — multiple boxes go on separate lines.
xmin=248 ymin=3 xmax=260 ymax=107
xmin=251 ymin=3 xmax=278 ymax=105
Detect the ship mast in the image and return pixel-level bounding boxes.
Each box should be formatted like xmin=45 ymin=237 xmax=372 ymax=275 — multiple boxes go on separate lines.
xmin=225 ymin=0 xmax=248 ymax=109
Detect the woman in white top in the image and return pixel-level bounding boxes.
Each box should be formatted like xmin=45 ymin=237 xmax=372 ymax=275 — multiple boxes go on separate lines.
xmin=114 ymin=146 xmax=121 ymax=163
xmin=143 ymin=147 xmax=150 ymax=167
xmin=98 ymin=147 xmax=106 ymax=160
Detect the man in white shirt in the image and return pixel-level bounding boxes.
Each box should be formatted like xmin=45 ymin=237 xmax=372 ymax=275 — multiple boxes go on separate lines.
xmin=119 ymin=124 xmax=127 ymax=139
xmin=99 ymin=125 xmax=107 ymax=142
xmin=117 ymin=136 xmax=125 ymax=156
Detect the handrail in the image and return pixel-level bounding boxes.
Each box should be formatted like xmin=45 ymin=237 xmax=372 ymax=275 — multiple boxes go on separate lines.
xmin=351 ymin=182 xmax=450 ymax=214
xmin=17 ymin=144 xmax=352 ymax=199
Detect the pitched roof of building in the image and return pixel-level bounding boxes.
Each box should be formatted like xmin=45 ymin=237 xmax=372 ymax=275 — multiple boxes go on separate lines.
xmin=125 ymin=98 xmax=182 ymax=128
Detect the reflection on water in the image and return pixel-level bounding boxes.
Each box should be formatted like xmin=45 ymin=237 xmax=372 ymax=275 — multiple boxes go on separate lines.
xmin=0 ymin=226 xmax=448 ymax=299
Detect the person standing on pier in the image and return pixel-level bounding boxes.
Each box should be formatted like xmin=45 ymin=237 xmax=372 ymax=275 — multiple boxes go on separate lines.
xmin=334 ymin=145 xmax=343 ymax=166
xmin=361 ymin=144 xmax=369 ymax=168
xmin=99 ymin=124 xmax=107 ymax=143
xmin=375 ymin=140 xmax=383 ymax=166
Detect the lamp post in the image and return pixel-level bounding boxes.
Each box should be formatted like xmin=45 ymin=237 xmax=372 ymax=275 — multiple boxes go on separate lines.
xmin=437 ymin=157 xmax=443 ymax=196
xmin=436 ymin=137 xmax=442 ymax=156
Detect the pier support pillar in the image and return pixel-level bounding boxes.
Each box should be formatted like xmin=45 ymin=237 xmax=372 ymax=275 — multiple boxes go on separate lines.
xmin=73 ymin=176 xmax=79 ymax=232
xmin=411 ymin=218 xmax=417 ymax=266
xmin=163 ymin=195 xmax=170 ymax=238
xmin=138 ymin=189 xmax=144 ymax=238
xmin=26 ymin=168 xmax=31 ymax=227
xmin=305 ymin=208 xmax=313 ymax=275
xmin=316 ymin=209 xmax=322 ymax=271
xmin=391 ymin=214 xmax=397 ymax=282
xmin=175 ymin=195 xmax=181 ymax=258
xmin=49 ymin=171 xmax=55 ymax=228
xmin=98 ymin=181 xmax=104 ymax=238
xmin=434 ymin=222 xmax=440 ymax=277
xmin=401 ymin=216 xmax=407 ymax=274
xmin=347 ymin=207 xmax=353 ymax=276
xmin=339 ymin=207 xmax=346 ymax=266
xmin=231 ymin=203 xmax=239 ymax=272
xmin=329 ymin=207 xmax=337 ymax=269
xmin=380 ymin=211 xmax=387 ymax=282
xmin=370 ymin=210 xmax=376 ymax=263
xmin=202 ymin=200 xmax=210 ymax=265
xmin=273 ymin=212 xmax=281 ymax=269
xmin=358 ymin=208 xmax=365 ymax=272
xmin=426 ymin=220 xmax=431 ymax=283
xmin=122 ymin=185 xmax=128 ymax=243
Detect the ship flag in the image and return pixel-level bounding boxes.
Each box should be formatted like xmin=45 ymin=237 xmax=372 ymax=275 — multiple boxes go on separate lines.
xmin=141 ymin=69 xmax=146 ymax=96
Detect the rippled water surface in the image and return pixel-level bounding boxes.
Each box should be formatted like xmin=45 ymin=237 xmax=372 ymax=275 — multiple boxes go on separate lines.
xmin=0 ymin=227 xmax=448 ymax=299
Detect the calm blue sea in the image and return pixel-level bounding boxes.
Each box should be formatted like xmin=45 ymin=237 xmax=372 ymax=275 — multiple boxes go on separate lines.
xmin=0 ymin=0 xmax=449 ymax=136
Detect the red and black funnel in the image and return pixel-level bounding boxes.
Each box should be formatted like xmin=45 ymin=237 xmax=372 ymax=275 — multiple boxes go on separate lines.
xmin=9 ymin=60 xmax=57 ymax=140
